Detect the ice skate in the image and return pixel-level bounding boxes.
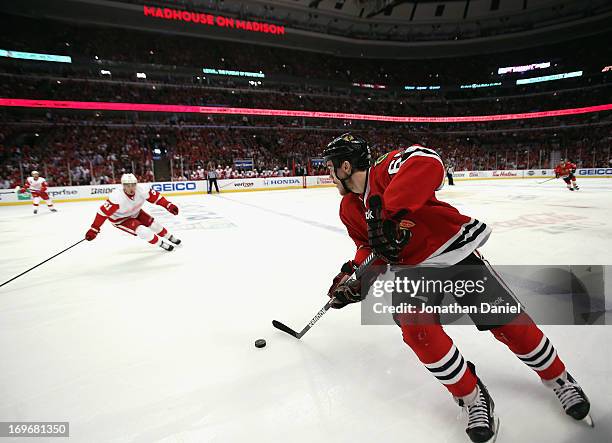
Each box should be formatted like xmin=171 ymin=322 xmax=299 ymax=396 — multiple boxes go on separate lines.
xmin=167 ymin=234 xmax=181 ymax=245
xmin=456 ymin=363 xmax=499 ymax=443
xmin=159 ymin=241 xmax=174 ymax=251
xmin=545 ymin=372 xmax=592 ymax=427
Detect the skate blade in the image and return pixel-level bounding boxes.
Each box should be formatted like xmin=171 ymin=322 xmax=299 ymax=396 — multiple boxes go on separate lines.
xmin=487 ymin=416 xmax=500 ymax=443
xmin=582 ymin=414 xmax=594 ymax=428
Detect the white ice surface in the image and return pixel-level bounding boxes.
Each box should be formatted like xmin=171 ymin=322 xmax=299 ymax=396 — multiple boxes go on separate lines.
xmin=0 ymin=179 xmax=611 ymax=443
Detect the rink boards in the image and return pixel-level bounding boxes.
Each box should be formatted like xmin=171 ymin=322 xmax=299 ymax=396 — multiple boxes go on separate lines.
xmin=1 ymin=168 xmax=610 ymax=206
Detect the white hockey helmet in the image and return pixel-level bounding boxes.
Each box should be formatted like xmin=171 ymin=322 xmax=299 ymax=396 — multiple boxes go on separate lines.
xmin=121 ymin=173 xmax=138 ymax=184
xmin=31 ymin=170 xmax=39 ymax=176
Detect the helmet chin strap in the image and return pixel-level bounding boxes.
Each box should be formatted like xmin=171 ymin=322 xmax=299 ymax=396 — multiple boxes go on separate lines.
xmin=334 ymin=165 xmax=354 ymax=193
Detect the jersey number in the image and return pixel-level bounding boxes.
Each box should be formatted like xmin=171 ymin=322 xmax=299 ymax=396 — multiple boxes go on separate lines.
xmin=387 ymin=153 xmax=407 ymax=175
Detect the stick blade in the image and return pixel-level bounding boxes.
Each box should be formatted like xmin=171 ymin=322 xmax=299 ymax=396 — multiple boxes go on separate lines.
xmin=272 ymin=320 xmax=300 ymax=338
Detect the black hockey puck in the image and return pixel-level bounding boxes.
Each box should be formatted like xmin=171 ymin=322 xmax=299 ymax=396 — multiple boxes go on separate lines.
xmin=255 ymin=339 xmax=266 ymax=348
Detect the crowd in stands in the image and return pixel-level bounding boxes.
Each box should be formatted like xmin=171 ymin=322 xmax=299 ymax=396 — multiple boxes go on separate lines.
xmin=0 ymin=13 xmax=610 ymax=189
xmin=1 ymin=120 xmax=610 ymax=188
xmin=1 ymin=74 xmax=608 ymax=118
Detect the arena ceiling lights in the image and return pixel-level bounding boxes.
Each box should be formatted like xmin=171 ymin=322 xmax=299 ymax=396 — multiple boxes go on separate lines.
xmin=498 ymin=62 xmax=551 ymax=75
xmin=0 ymin=98 xmax=609 ymax=123
xmin=460 ymin=82 xmax=502 ymax=89
xmin=0 ymin=49 xmax=71 ymax=63
xmin=516 ymin=71 xmax=583 ymax=85
xmin=203 ymin=68 xmax=265 ymax=78
xmin=404 ymin=85 xmax=440 ymax=91
xmin=353 ymin=83 xmax=387 ymax=89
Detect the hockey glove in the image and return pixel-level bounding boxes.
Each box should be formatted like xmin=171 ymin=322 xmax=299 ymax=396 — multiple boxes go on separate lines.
xmin=167 ymin=203 xmax=179 ymax=215
xmin=367 ymin=195 xmax=411 ymax=264
xmin=85 ymin=227 xmax=99 ymax=241
xmin=331 ymin=279 xmax=364 ymax=309
xmin=327 ymin=261 xmax=363 ymax=309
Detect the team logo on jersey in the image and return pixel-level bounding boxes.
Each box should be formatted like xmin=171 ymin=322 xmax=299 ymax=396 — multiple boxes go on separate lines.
xmin=399 ymin=219 xmax=416 ymax=229
xmin=374 ymin=153 xmax=389 ymax=166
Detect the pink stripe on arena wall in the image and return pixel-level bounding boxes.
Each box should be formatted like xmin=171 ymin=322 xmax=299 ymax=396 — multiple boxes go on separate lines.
xmin=0 ymin=98 xmax=610 ymax=123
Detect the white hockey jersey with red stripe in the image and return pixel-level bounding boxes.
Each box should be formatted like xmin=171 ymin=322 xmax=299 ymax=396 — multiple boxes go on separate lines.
xmin=25 ymin=177 xmax=48 ymax=192
xmin=99 ymin=185 xmax=164 ymax=223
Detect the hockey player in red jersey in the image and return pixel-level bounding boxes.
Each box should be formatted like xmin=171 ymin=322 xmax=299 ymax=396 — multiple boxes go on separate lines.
xmin=85 ymin=173 xmax=181 ymax=251
xmin=554 ymin=160 xmax=579 ymax=191
xmin=18 ymin=171 xmax=57 ymax=214
xmin=323 ymin=133 xmax=591 ymax=442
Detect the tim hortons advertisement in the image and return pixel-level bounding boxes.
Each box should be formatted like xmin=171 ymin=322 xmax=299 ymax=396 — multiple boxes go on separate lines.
xmin=492 ymin=170 xmax=520 ymax=177
xmin=316 ymin=176 xmax=335 ymax=185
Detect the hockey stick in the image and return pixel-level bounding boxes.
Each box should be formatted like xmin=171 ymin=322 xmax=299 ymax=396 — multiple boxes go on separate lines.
xmin=538 ymin=177 xmax=557 ymax=184
xmin=272 ymin=250 xmax=379 ymax=339
xmin=0 ymin=239 xmax=85 ymax=289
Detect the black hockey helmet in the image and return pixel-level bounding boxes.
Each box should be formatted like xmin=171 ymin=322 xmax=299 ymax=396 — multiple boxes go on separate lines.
xmin=322 ymin=133 xmax=371 ymax=171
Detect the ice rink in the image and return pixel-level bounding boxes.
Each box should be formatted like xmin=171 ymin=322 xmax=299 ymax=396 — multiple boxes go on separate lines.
xmin=1 ymin=178 xmax=611 ymax=443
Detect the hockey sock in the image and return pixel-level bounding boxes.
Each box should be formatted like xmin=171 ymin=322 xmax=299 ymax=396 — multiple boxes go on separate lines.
xmin=135 ymin=225 xmax=159 ymax=245
xmin=149 ymin=220 xmax=168 ymax=238
xmin=490 ymin=313 xmax=565 ymax=381
xmin=401 ymin=323 xmax=477 ymax=397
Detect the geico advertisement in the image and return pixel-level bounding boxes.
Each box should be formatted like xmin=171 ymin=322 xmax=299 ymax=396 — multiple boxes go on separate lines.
xmin=151 ymin=181 xmax=199 ymax=192
xmin=577 ymin=168 xmax=612 ymax=176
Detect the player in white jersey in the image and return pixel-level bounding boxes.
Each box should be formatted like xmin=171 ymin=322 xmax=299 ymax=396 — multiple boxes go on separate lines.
xmin=85 ymin=173 xmax=181 ymax=251
xmin=18 ymin=171 xmax=57 ymax=214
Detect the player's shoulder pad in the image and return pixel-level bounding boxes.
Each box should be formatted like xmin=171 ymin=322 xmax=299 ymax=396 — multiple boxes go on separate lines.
xmin=371 ymin=149 xmax=404 ymax=171
xmin=139 ymin=183 xmax=154 ymax=195
xmin=373 ymin=152 xmax=391 ymax=166
xmin=107 ymin=186 xmax=123 ymax=202
xmin=400 ymin=144 xmax=442 ymax=162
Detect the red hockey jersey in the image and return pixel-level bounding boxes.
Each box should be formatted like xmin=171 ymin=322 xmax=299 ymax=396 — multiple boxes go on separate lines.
xmin=339 ymin=145 xmax=491 ymax=266
xmin=554 ymin=162 xmax=576 ymax=178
